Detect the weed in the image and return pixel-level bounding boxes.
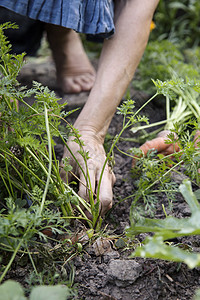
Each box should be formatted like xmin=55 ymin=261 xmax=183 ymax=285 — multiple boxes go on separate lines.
xmin=127 ymin=180 xmax=200 ymax=269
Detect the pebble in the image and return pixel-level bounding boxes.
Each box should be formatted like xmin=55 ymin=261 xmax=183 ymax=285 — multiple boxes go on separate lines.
xmin=107 ymin=259 xmax=142 ymax=287
xmin=103 ymin=251 xmax=120 ymax=264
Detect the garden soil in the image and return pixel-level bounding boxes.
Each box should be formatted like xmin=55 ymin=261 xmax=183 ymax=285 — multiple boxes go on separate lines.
xmin=8 ymin=57 xmax=200 ymax=299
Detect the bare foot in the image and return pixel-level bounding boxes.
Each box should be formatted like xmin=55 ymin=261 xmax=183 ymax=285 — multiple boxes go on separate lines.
xmin=45 ymin=25 xmax=96 ymax=94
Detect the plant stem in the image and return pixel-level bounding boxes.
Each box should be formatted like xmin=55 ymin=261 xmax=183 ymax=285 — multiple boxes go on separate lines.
xmin=131 ymin=119 xmax=168 ymax=133
xmin=0 ymin=151 xmax=45 ymax=186
xmin=0 ymin=239 xmax=23 ymax=283
xmin=166 ymin=95 xmax=170 ymax=123
xmin=4 ymin=155 xmax=14 ymax=198
xmin=135 ymin=93 xmax=158 ymax=115
xmin=40 ymin=104 xmax=52 ymax=214
xmin=26 ymin=245 xmax=38 ymax=275
xmin=0 ymin=168 xmax=12 ymax=197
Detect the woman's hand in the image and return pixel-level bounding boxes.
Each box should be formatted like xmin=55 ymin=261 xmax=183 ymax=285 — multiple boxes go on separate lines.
xmin=60 ymin=133 xmax=116 ymax=216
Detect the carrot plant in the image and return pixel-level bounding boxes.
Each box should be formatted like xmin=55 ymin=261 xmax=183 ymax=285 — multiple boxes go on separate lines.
xmin=0 ymin=22 xmax=155 ymax=285
xmin=0 ymin=23 xmax=77 ymax=283
xmin=127 ymin=72 xmax=200 ymax=299
xmin=129 ymin=73 xmax=200 ymax=216
xmin=0 ymin=22 xmax=106 ymax=283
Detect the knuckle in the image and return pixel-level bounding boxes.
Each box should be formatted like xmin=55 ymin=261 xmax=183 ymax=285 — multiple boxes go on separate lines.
xmin=112 ymin=173 xmax=116 ymax=184
xmin=102 ymin=197 xmax=112 ymax=210
xmin=87 ymin=160 xmax=95 ymax=170
xmin=78 ymin=185 xmax=88 ymax=200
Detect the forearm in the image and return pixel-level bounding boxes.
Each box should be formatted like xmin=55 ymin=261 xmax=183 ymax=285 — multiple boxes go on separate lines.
xmin=74 ymin=0 xmax=159 ymax=143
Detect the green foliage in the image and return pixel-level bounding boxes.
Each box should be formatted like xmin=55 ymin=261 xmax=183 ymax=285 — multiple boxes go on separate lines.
xmin=127 ymin=180 xmax=200 ymax=269
xmin=134 ymin=0 xmax=200 ymax=94
xmin=0 ymin=23 xmax=82 ymax=223
xmin=134 ymin=40 xmax=200 ymax=94
xmin=130 ymin=114 xmax=200 ymax=217
xmin=0 ymin=23 xmax=153 ymax=289
xmin=130 ymin=149 xmax=179 ymax=216
xmin=129 ymin=73 xmax=200 ymax=222
xmin=152 ymin=0 xmax=200 ymax=47
xmin=0 ymin=23 xmax=25 ymax=78
xmin=0 ymin=280 xmax=75 ymax=300
xmin=30 ymin=285 xmax=73 ymax=300
xmin=0 ymin=280 xmax=26 ymax=300
xmin=130 ymin=74 xmax=200 ymax=214
xmin=0 ymin=22 xmax=91 ymax=286
xmin=194 ymin=288 xmax=200 ymax=300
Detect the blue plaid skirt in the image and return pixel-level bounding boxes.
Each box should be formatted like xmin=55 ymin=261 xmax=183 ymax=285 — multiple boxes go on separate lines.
xmin=0 ymin=0 xmax=115 ymax=38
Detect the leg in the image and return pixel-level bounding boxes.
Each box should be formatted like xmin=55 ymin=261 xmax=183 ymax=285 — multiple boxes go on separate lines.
xmin=45 ymin=24 xmax=96 ymax=94
xmin=61 ymin=0 xmax=159 ymax=215
xmin=74 ymin=0 xmax=159 ymax=136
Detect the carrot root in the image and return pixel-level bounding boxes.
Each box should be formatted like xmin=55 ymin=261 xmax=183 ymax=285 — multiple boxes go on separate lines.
xmin=132 ymin=130 xmax=179 ymax=168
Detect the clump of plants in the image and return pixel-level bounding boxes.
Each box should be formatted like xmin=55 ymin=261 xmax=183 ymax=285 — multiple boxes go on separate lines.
xmin=134 ymin=0 xmax=200 ymax=95
xmin=133 ymin=40 xmax=200 ymax=95
xmin=130 ymin=62 xmax=200 ymax=214
xmin=0 ymin=22 xmax=151 ymax=292
xmin=127 ymin=33 xmax=200 ymax=299
xmin=151 ymin=0 xmax=200 ymax=47
xmin=127 ymin=179 xmax=200 ymax=268
xmin=0 ymin=22 xmax=86 ymax=289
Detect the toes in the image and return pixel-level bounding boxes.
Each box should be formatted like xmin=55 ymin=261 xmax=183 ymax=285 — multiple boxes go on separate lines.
xmin=59 ymin=72 xmax=96 ymax=94
xmin=73 ymin=73 xmax=95 ymax=91
xmin=59 ymin=77 xmax=82 ymax=93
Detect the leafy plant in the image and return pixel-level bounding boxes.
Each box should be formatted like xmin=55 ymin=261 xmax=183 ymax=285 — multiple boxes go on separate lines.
xmin=133 ymin=40 xmax=200 ymax=95
xmin=0 ymin=22 xmax=91 ymax=282
xmin=127 ymin=180 xmax=200 ymax=269
xmin=152 ymin=0 xmax=200 ymax=47
xmin=0 ymin=280 xmax=75 ymax=300
xmin=130 ymin=74 xmax=200 ymax=216
xmin=130 ymin=150 xmax=179 ymax=216
xmin=0 ymin=22 xmax=157 ymax=288
xmin=150 ymin=75 xmax=200 ymax=132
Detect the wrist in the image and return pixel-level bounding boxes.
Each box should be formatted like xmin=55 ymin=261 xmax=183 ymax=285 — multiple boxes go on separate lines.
xmin=73 ymin=120 xmax=108 ymax=144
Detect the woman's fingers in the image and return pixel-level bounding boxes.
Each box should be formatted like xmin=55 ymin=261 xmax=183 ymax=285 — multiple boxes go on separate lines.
xmin=62 ymin=136 xmax=115 ymax=218
xmin=97 ymin=168 xmax=116 ymax=216
xmin=78 ymin=166 xmax=96 ymax=200
xmin=77 ymin=157 xmax=115 ymax=217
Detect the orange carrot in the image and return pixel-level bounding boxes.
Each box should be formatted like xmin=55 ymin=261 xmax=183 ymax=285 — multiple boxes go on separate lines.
xmin=132 ymin=130 xmax=179 ymax=168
